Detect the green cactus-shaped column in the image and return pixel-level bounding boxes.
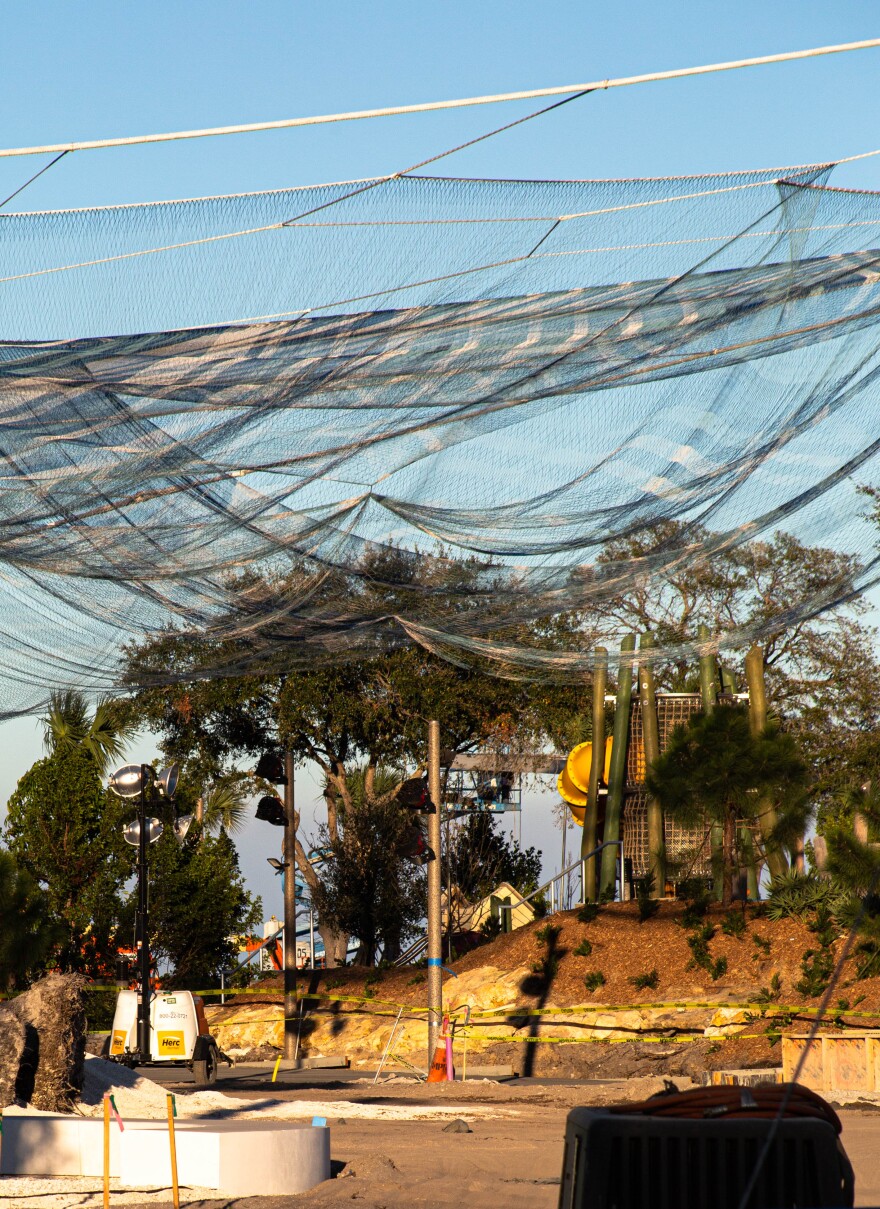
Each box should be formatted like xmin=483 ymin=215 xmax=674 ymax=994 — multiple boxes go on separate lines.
xmin=638 ymin=633 xmax=665 ymax=898
xmin=600 ymin=635 xmax=636 ymax=900
xmin=697 ymin=623 xmax=724 ymax=898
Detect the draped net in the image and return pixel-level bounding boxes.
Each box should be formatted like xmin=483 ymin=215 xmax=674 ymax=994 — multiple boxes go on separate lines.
xmin=3 ymin=160 xmax=880 ymax=713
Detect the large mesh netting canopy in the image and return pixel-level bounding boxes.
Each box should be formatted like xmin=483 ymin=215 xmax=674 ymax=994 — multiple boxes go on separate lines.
xmin=3 ymin=159 xmax=880 ymax=714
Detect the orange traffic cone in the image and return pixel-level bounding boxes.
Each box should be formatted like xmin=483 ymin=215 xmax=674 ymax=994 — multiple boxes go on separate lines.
xmin=426 ymin=1039 xmax=448 ymax=1082
xmin=427 ymin=1016 xmax=453 ymax=1083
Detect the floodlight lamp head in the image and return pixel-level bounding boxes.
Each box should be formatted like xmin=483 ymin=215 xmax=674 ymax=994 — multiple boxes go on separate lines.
xmin=108 ymin=764 xmax=145 ymax=799
xmin=172 ymin=814 xmax=194 ymax=843
xmin=122 ymin=818 xmax=164 ymax=846
xmin=255 ymin=795 xmax=287 ymax=826
xmin=267 ymin=857 xmax=289 ymax=874
xmin=255 ymin=751 xmax=287 ymax=784
xmin=156 ymin=763 xmax=179 ymax=799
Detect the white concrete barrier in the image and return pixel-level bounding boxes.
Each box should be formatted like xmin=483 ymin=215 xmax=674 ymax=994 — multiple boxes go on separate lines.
xmin=120 ymin=1119 xmax=331 ymax=1195
xmin=0 ymin=1109 xmax=330 ymax=1195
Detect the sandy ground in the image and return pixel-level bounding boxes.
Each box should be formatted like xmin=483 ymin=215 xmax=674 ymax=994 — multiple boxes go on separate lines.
xmin=4 ymin=1076 xmax=880 ymax=1207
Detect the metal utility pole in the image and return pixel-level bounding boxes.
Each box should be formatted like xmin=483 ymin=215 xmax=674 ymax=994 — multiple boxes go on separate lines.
xmin=136 ymin=765 xmax=151 ymax=1062
xmin=283 ymin=749 xmax=298 ymax=1060
xmin=600 ymin=636 xmax=636 ymax=899
xmin=427 ymin=720 xmax=443 ymax=1064
xmin=582 ymin=647 xmax=607 ymax=902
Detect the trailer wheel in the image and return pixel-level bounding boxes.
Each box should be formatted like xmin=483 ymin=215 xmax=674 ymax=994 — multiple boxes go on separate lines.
xmin=192 ymin=1042 xmax=218 ymax=1086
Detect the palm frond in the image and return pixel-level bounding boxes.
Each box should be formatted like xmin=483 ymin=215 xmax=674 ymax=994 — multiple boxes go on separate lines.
xmin=86 ymin=697 xmax=138 ymax=774
xmin=42 ymin=688 xmax=89 ymax=755
xmin=201 ymin=773 xmax=252 ymax=835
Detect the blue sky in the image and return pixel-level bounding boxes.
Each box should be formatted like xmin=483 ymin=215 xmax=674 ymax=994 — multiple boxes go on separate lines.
xmin=2 ymin=1 xmax=879 ymax=915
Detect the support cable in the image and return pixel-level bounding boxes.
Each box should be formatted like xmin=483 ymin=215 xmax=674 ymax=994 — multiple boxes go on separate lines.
xmin=0 ymin=39 xmax=877 ymax=159
xmin=0 ymin=149 xmax=69 ymax=211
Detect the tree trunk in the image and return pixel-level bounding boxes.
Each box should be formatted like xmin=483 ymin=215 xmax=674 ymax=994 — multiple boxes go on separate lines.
xmin=722 ymin=808 xmax=736 ymax=907
xmin=319 ymin=923 xmax=347 ymax=968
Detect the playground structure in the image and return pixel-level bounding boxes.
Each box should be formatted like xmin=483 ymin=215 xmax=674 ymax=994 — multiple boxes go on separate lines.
xmin=559 ymin=633 xmax=773 ymax=900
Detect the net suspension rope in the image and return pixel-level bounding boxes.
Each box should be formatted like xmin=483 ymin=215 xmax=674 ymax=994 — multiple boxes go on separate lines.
xmin=0 ymin=38 xmax=878 ymax=159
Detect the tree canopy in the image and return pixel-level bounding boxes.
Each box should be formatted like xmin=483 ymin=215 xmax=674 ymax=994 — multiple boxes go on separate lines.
xmin=0 ymin=849 xmax=60 ymax=992
xmin=646 ymin=706 xmax=810 ymax=904
xmin=4 ymin=747 xmax=132 ymax=975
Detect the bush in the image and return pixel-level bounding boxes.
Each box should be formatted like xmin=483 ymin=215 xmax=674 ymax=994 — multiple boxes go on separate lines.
xmin=796 ymin=947 xmax=835 ymax=997
xmin=767 ymin=872 xmax=851 ymax=924
xmin=584 ymin=971 xmax=606 ymax=992
xmin=756 ymin=973 xmax=782 ymax=1003
xmin=573 ymin=938 xmax=593 ymax=957
xmin=687 ymin=923 xmax=727 ymax=980
xmin=577 ymin=903 xmax=599 ymax=924
xmin=629 ymin=969 xmax=659 ymax=991
xmin=536 ymin=923 xmax=561 ymax=946
xmin=721 ymin=909 xmax=747 ymax=939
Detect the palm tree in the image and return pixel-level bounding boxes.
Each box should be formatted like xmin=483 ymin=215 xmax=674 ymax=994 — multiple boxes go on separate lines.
xmin=646 ymin=705 xmax=809 ymax=905
xmin=197 ymin=773 xmax=251 ymax=836
xmin=42 ymin=688 xmax=137 ymax=775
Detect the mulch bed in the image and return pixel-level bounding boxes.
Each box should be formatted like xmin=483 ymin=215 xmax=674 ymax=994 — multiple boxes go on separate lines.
xmin=221 ymin=902 xmax=880 ymax=1021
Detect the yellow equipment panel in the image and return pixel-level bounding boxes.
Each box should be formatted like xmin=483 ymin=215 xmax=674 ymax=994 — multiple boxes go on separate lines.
xmin=156 ymin=1030 xmax=186 ymax=1056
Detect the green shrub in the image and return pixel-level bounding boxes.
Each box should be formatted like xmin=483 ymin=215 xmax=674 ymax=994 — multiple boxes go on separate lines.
xmin=687 ymin=923 xmax=726 ymax=980
xmin=573 ymin=938 xmax=593 ymax=957
xmin=721 ymin=909 xmax=747 ymax=939
xmin=795 ymin=947 xmax=835 ymax=997
xmin=536 ymin=923 xmax=561 ymax=946
xmin=480 ymin=915 xmax=502 ymax=941
xmin=629 ymin=969 xmax=659 ymax=991
xmin=577 ymin=903 xmax=599 ymax=924
xmin=752 ymin=933 xmax=772 ymax=956
xmin=584 ymin=971 xmax=606 ymax=993
xmin=755 ymin=973 xmax=782 ymax=1004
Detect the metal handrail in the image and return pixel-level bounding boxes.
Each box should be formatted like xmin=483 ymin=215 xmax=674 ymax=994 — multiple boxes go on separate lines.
xmin=394 ymin=934 xmax=428 ymax=967
xmin=498 ymin=840 xmax=625 ymax=914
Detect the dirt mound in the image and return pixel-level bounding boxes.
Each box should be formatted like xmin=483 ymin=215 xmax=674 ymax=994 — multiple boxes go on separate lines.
xmin=229 ymin=901 xmax=880 ymax=1015
xmin=210 ymin=902 xmax=878 ymax=1079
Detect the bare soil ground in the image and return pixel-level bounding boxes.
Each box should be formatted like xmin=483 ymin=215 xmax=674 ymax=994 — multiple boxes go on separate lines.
xmin=104 ymin=1079 xmax=880 ymax=1209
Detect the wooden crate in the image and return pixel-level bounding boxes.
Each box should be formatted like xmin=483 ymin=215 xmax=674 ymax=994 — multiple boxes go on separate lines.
xmin=782 ymin=1032 xmax=880 ymax=1093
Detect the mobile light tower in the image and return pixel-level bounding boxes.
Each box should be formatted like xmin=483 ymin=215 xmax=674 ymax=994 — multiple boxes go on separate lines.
xmin=108 ymin=761 xmax=190 ymax=1062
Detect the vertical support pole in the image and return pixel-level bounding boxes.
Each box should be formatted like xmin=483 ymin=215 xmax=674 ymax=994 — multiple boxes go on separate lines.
xmin=166 ymin=1093 xmax=180 ymax=1209
xmin=600 ymin=635 xmax=636 ymax=899
xmin=560 ymin=808 xmax=567 ymax=907
xmin=137 ymin=766 xmax=151 ymax=1062
xmin=582 ymin=648 xmax=607 ymax=902
xmin=745 ymin=643 xmax=788 ymax=881
xmin=283 ymin=749 xmax=298 ymax=1059
xmin=697 ymin=623 xmax=718 ymax=714
xmin=427 ymin=720 xmax=443 ymax=1067
xmin=698 ymin=624 xmax=724 ymax=898
xmin=720 ymin=665 xmax=738 ymax=695
xmin=638 ymin=633 xmax=665 ymax=897
xmin=102 ymin=1094 xmax=110 ymax=1209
